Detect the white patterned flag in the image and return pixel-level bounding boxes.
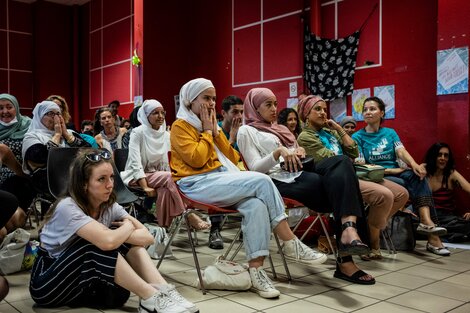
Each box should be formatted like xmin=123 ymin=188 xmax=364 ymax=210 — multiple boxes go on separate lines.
xmin=304 ymin=26 xmax=360 ymax=101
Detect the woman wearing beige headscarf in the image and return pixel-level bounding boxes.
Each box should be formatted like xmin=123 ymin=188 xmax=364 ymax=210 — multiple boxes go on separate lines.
xmin=170 ymin=78 xmax=324 ymax=299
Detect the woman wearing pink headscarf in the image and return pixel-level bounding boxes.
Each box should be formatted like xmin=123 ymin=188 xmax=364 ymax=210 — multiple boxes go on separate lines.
xmin=238 ymin=87 xmax=375 ymax=285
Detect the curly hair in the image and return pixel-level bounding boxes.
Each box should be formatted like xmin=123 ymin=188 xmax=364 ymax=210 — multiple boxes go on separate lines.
xmin=277 ymin=108 xmax=302 ymax=137
xmin=424 ymin=142 xmax=455 ymax=188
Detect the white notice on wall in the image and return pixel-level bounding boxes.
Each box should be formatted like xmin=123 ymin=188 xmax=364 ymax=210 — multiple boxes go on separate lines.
xmin=289 ymin=82 xmax=298 ymax=97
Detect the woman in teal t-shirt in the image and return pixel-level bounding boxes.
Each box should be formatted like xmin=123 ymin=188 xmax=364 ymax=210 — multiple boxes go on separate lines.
xmin=352 ymin=97 xmax=450 ymax=256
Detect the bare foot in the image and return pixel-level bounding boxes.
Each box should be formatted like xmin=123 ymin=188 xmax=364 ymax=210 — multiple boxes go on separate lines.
xmin=187 ymin=213 xmax=210 ymax=231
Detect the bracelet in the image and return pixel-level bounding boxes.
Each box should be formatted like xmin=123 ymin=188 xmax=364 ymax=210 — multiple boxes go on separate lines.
xmin=338 ymin=130 xmax=347 ymax=137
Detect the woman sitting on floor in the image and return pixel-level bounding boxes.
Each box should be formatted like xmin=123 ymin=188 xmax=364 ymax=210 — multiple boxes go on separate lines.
xmin=296 ymin=95 xmax=408 ymax=260
xmin=121 ymin=99 xmax=209 ymax=229
xmin=425 ymin=142 xmax=470 ymax=242
xmin=352 ymin=96 xmax=449 ymax=256
xmin=237 ymin=87 xmax=375 ymax=285
xmin=29 ymin=148 xmax=197 ymax=313
xmin=171 ymin=78 xmax=326 ymax=299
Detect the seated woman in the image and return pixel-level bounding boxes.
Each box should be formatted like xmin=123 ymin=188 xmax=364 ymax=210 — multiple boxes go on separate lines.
xmin=121 ymin=99 xmax=209 ymax=229
xmin=237 ymin=87 xmax=374 ymax=285
xmin=0 ymin=93 xmax=35 ymax=222
xmin=352 ymin=96 xmax=449 ymax=255
xmin=296 ymin=95 xmax=408 ymax=260
xmin=22 ymin=100 xmax=90 ymax=194
xmin=425 ymin=142 xmax=470 ymax=242
xmin=29 ymin=148 xmax=196 ymax=313
xmin=46 ymin=95 xmax=76 ymax=131
xmin=277 ymin=108 xmax=301 ymax=138
xmin=0 ymin=144 xmax=32 ymax=232
xmin=171 ymin=78 xmax=326 ymax=299
xmin=94 ymin=107 xmax=127 ymax=151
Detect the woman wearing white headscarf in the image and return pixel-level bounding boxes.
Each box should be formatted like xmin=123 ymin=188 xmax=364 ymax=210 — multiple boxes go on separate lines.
xmin=120 ymin=99 xmax=208 ymax=228
xmin=22 ymin=100 xmax=89 ymax=193
xmin=170 ymin=78 xmax=326 ymax=299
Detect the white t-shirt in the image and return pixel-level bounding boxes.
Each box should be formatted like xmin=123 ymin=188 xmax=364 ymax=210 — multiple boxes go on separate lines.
xmin=40 ymin=197 xmax=129 ymax=257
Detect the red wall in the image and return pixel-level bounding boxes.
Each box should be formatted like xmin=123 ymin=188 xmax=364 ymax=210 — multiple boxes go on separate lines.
xmin=351 ymin=0 xmax=438 ymax=161
xmin=437 ymin=0 xmax=470 ymax=212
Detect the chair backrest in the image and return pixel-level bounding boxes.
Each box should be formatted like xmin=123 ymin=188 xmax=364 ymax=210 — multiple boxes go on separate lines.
xmin=114 ymin=148 xmax=129 ymax=172
xmin=47 ymin=147 xmax=81 ymax=198
xmin=47 ymin=147 xmax=138 ymax=205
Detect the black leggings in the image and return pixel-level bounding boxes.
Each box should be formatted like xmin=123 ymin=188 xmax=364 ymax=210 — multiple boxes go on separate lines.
xmin=273 ymin=155 xmax=367 ymax=243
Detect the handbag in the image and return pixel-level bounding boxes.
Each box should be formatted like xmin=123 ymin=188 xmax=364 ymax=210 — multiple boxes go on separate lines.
xmin=0 ymin=228 xmax=31 ymax=275
xmin=194 ymin=256 xmax=252 ymax=291
xmin=354 ymin=164 xmax=385 ymax=182
xmin=144 ymin=223 xmax=173 ymax=260
xmin=381 ymin=211 xmax=416 ymax=251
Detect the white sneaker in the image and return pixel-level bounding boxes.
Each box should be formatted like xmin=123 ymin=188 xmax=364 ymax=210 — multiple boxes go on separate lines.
xmin=139 ymin=291 xmax=190 ymax=313
xmin=159 ymin=284 xmax=199 ymax=313
xmin=249 ymin=267 xmax=280 ymax=299
xmin=283 ymin=237 xmax=328 ymax=265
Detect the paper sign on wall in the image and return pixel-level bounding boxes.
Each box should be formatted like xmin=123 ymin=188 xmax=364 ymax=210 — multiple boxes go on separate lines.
xmin=437 ymin=47 xmax=468 ymax=95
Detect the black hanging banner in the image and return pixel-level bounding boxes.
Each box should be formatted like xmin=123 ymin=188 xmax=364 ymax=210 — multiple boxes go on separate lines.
xmin=304 ymin=26 xmax=360 ymax=101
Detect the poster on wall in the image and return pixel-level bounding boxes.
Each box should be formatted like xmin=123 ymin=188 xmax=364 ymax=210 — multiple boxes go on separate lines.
xmin=329 ymin=97 xmax=347 ymax=122
xmin=437 ymin=47 xmax=468 ymax=95
xmin=374 ymin=85 xmax=395 ymax=119
xmin=287 ymin=98 xmax=298 ymax=109
xmin=351 ymin=88 xmax=370 ymax=121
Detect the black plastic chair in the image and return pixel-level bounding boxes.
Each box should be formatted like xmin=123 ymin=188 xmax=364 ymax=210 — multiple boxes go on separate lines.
xmin=47 ymin=147 xmax=138 ymax=215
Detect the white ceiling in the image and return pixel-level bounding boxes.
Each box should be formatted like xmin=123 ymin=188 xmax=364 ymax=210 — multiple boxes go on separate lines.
xmin=14 ymin=0 xmax=90 ymax=5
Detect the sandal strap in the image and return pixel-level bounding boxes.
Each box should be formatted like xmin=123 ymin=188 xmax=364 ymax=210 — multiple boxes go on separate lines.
xmin=341 ymin=221 xmax=357 ymax=231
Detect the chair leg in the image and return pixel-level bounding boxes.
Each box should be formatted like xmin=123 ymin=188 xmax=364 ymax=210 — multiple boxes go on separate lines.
xmin=274 ymin=234 xmax=291 ymax=281
xmin=319 ymin=214 xmax=336 ymax=255
xmin=223 ymin=228 xmax=242 ymax=260
xmin=183 ymin=212 xmax=206 ymax=295
xmin=299 ymin=214 xmax=320 ymax=242
xmin=267 ymin=253 xmax=277 ymax=280
xmin=157 ymin=216 xmax=182 ymax=269
xmin=381 ymin=228 xmax=396 ymax=254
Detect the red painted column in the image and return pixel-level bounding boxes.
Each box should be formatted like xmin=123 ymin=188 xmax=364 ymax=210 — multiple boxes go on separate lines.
xmin=311 ymin=0 xmax=321 ymax=35
xmin=133 ymin=0 xmax=144 ymax=99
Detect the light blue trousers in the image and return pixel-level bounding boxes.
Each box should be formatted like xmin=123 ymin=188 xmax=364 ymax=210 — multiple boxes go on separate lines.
xmin=177 ymin=168 xmax=287 ymax=260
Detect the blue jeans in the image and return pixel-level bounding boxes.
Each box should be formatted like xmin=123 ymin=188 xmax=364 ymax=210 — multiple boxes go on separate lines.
xmin=386 ymin=169 xmax=437 ymax=218
xmin=177 ymin=167 xmax=287 ymax=260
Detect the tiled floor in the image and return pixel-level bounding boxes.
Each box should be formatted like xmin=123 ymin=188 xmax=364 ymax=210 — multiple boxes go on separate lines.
xmin=1 ymin=225 xmax=470 ymax=313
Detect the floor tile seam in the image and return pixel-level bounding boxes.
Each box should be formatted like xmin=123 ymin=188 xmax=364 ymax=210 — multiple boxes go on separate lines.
xmin=332 ymin=283 xmax=411 ymax=301
xmin=349 ymin=300 xmax=431 ymax=313
xmin=302 ymin=296 xmax=353 ymax=313
xmin=443 ymin=302 xmax=470 ymax=313
xmin=395 ymin=288 xmax=467 ymax=304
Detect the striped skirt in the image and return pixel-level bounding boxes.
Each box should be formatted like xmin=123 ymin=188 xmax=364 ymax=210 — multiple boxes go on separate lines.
xmin=29 ymin=237 xmax=130 ymax=308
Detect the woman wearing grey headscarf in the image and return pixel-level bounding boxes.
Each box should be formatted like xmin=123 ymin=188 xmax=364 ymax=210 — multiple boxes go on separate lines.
xmin=22 ymin=100 xmax=89 ymax=194
xmin=170 ymin=78 xmax=325 ymax=299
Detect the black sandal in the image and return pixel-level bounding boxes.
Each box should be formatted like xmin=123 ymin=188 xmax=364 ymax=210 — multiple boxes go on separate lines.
xmin=334 ymin=267 xmax=376 ymax=285
xmin=338 ymin=221 xmax=369 ymax=256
